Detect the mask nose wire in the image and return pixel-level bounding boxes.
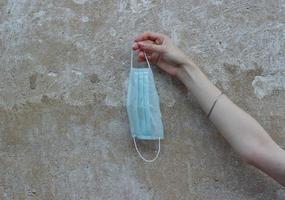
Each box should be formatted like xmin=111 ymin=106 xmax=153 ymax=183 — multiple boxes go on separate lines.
xmin=133 ymin=137 xmax=161 ymax=163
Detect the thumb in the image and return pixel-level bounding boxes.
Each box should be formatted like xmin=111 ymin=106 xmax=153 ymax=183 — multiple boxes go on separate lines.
xmin=138 ymin=42 xmax=166 ymax=53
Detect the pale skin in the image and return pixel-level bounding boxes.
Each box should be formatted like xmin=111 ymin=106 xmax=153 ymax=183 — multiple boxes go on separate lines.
xmin=132 ymin=32 xmax=285 ymax=186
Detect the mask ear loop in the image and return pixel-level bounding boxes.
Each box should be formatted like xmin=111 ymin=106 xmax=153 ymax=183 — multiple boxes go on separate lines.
xmin=131 ymin=50 xmax=151 ymax=69
xmin=143 ymin=51 xmax=151 ymax=68
xmin=133 ymin=137 xmax=161 ymax=163
xmin=131 ymin=50 xmax=133 ymax=69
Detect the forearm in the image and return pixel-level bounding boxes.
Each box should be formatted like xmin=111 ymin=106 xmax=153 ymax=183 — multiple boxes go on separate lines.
xmin=177 ymin=62 xmax=221 ymax=115
xmin=177 ymin=62 xmax=274 ymax=152
xmin=177 ymin=62 xmax=285 ymax=185
xmin=210 ymin=85 xmax=285 ymax=185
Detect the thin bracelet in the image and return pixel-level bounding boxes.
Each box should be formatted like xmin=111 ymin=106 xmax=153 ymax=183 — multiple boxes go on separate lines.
xmin=207 ymin=92 xmax=224 ymax=118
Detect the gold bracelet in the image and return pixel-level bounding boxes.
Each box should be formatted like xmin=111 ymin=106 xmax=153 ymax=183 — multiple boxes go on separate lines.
xmin=207 ymin=92 xmax=224 ymax=118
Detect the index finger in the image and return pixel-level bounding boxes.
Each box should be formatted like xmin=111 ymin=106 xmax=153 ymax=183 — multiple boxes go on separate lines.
xmin=132 ymin=39 xmax=155 ymax=50
xmin=134 ymin=32 xmax=164 ymax=43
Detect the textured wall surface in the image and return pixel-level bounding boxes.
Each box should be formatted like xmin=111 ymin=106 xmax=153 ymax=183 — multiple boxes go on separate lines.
xmin=0 ymin=0 xmax=285 ymax=199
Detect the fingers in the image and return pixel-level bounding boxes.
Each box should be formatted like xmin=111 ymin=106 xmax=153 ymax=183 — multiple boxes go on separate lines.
xmin=134 ymin=32 xmax=164 ymax=43
xmin=137 ymin=42 xmax=166 ymax=53
xmin=137 ymin=52 xmax=154 ymax=62
xmin=132 ymin=40 xmax=154 ymax=51
xmin=137 ymin=51 xmax=152 ymax=62
xmin=137 ymin=51 xmax=145 ymax=62
xmin=132 ymin=43 xmax=139 ymax=50
xmin=137 ymin=51 xmax=160 ymax=64
xmin=132 ymin=36 xmax=165 ymax=63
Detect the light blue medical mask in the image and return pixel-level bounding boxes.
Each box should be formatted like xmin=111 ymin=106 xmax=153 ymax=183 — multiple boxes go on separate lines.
xmin=127 ymin=50 xmax=164 ymax=162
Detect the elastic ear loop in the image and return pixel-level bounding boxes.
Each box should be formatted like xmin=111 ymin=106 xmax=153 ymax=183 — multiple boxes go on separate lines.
xmin=143 ymin=51 xmax=151 ymax=68
xmin=130 ymin=50 xmax=133 ymax=69
xmin=131 ymin=50 xmax=160 ymax=162
xmin=130 ymin=50 xmax=151 ymax=69
xmin=133 ymin=137 xmax=161 ymax=163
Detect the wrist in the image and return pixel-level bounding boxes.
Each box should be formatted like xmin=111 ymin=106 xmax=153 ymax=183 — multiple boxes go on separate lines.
xmin=176 ymin=59 xmax=222 ymax=115
xmin=177 ymin=59 xmax=201 ymax=82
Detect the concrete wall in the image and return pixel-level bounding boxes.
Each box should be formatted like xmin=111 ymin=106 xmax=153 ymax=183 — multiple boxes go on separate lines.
xmin=0 ymin=0 xmax=284 ymax=199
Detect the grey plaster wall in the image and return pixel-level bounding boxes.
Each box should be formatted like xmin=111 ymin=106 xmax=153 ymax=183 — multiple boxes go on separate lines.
xmin=0 ymin=0 xmax=285 ymax=199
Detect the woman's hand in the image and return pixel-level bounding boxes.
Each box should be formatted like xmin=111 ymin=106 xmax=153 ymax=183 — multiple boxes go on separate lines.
xmin=132 ymin=32 xmax=197 ymax=76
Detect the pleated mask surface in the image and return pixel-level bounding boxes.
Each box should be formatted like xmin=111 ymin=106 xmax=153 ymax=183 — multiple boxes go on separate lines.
xmin=127 ymin=50 xmax=164 ymax=162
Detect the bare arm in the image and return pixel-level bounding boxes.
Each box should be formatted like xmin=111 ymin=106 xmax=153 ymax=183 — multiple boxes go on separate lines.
xmin=178 ymin=63 xmax=285 ymax=186
xmin=133 ymin=31 xmax=285 ymax=186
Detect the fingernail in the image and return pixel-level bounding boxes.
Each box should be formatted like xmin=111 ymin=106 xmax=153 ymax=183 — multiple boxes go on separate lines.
xmin=138 ymin=42 xmax=144 ymax=47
